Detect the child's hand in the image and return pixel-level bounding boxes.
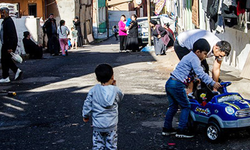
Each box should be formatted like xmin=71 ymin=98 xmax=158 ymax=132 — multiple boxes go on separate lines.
xmin=213 ymin=82 xmax=221 ymax=90
xmin=112 ymin=80 xmax=116 ymax=86
xmin=83 ymin=117 xmax=89 ymax=122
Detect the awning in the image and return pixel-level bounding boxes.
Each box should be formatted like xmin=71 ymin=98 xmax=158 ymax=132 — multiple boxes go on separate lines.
xmin=108 ymin=0 xmax=132 ymax=7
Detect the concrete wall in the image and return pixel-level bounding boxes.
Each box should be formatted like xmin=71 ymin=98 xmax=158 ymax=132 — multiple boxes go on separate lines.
xmin=0 ymin=16 xmax=42 ymax=58
xmin=216 ymin=28 xmax=250 ymax=70
xmin=46 ymin=0 xmax=75 ymax=32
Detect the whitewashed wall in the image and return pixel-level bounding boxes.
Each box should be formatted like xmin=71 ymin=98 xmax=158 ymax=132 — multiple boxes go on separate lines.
xmin=55 ymin=0 xmax=75 ymax=38
xmin=216 ymin=28 xmax=250 ymax=70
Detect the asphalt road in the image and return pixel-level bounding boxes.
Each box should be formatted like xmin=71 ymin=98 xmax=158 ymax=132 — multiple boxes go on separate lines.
xmin=0 ymin=38 xmax=250 ymax=150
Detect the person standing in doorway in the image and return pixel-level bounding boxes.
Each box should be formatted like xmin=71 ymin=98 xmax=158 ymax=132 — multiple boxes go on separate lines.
xmin=58 ymin=20 xmax=70 ymax=56
xmin=118 ymin=15 xmax=127 ymax=52
xmin=73 ymin=16 xmax=83 ymax=47
xmin=0 ymin=7 xmax=22 ymax=83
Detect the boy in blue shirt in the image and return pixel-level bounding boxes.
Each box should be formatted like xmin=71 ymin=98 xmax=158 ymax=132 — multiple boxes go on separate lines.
xmin=162 ymin=39 xmax=221 ymax=138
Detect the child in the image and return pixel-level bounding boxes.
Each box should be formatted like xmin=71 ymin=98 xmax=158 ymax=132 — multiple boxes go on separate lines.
xmin=113 ymin=25 xmax=118 ymax=41
xmin=71 ymin=27 xmax=78 ymax=49
xmin=82 ymin=64 xmax=124 ymax=150
xmin=57 ymin=20 xmax=70 ymax=56
xmin=125 ymin=17 xmax=132 ymax=34
xmin=68 ymin=38 xmax=72 ymax=50
xmin=162 ymin=39 xmax=221 ymax=138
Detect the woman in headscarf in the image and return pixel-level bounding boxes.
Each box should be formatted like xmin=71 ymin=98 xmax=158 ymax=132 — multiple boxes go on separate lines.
xmin=22 ymin=31 xmax=43 ymax=59
xmin=149 ymin=20 xmax=173 ymax=55
xmin=73 ymin=16 xmax=83 ymax=47
xmin=126 ymin=14 xmax=139 ymax=52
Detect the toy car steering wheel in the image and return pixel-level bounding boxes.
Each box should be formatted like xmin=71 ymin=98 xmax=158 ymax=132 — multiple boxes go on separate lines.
xmin=220 ymin=82 xmax=231 ymax=87
xmin=220 ymin=82 xmax=231 ymax=93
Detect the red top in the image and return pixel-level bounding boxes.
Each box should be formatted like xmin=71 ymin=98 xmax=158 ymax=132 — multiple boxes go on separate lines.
xmin=166 ymin=28 xmax=175 ymax=40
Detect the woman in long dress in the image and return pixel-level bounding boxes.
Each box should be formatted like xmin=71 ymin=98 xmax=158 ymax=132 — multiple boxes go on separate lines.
xmin=73 ymin=16 xmax=83 ymax=47
xmin=126 ymin=14 xmax=139 ymax=52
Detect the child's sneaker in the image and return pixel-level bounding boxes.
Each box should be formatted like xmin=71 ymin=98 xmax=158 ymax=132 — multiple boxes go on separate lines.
xmin=162 ymin=127 xmax=177 ymax=136
xmin=175 ymin=129 xmax=194 ymax=138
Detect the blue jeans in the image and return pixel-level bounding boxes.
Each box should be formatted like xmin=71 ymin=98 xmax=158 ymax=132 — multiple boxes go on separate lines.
xmin=164 ymin=77 xmax=190 ymax=130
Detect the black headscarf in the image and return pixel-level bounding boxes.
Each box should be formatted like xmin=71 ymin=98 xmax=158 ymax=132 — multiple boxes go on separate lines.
xmin=150 ymin=20 xmax=157 ymax=25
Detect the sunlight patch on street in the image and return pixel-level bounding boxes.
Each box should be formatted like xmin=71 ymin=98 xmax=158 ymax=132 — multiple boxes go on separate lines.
xmin=0 ymin=111 xmax=16 ymax=118
xmin=3 ymin=96 xmax=28 ymax=105
xmin=3 ymin=103 xmax=24 ymax=111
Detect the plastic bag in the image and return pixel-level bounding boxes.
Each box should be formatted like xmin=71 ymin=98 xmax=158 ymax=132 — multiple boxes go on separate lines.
xmin=10 ymin=52 xmax=23 ymax=63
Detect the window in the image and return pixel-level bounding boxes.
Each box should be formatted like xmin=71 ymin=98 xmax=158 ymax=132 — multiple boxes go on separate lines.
xmin=28 ymin=3 xmax=37 ymax=17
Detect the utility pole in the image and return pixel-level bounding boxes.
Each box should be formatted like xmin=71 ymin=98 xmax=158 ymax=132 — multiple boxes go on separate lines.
xmin=106 ymin=0 xmax=109 ymax=38
xmin=147 ymin=0 xmax=151 ymax=46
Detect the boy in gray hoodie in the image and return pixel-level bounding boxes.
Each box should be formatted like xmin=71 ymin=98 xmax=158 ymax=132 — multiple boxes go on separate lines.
xmin=82 ymin=64 xmax=123 ymax=150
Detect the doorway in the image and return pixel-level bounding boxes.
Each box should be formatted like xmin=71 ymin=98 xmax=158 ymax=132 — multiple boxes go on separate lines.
xmin=28 ymin=3 xmax=37 ymax=17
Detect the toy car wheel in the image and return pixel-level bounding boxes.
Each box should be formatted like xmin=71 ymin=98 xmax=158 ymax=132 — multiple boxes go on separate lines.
xmin=206 ymin=120 xmax=223 ymax=143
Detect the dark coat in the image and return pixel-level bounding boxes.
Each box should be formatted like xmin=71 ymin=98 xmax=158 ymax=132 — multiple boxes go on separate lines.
xmin=1 ymin=16 xmax=18 ymax=52
xmin=23 ymin=38 xmax=43 ymax=59
xmin=73 ymin=20 xmax=83 ymax=46
xmin=43 ymin=18 xmax=57 ymax=37
xmin=128 ymin=20 xmax=138 ymax=38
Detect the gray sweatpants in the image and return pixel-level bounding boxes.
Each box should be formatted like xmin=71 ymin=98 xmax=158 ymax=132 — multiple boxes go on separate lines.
xmin=92 ymin=130 xmax=117 ymax=150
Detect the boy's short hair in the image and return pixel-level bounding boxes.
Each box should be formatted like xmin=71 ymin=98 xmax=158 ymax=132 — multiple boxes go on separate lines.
xmin=192 ymin=39 xmax=210 ymax=53
xmin=95 ymin=64 xmax=113 ymax=83
xmin=71 ymin=27 xmax=74 ymax=30
xmin=216 ymin=41 xmax=231 ymax=56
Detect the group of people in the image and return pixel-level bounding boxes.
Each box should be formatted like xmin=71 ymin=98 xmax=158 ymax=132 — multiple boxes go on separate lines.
xmin=0 ymin=9 xmax=83 ymax=83
xmin=118 ymin=14 xmax=139 ymax=52
xmin=42 ymin=14 xmax=82 ymax=56
xmin=82 ymin=30 xmax=231 ymax=149
xmin=162 ymin=29 xmax=231 ymax=138
xmin=118 ymin=14 xmax=176 ymax=55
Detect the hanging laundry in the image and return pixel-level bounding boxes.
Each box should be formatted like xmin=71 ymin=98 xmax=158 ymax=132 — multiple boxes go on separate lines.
xmin=246 ymin=0 xmax=250 ymax=9
xmin=223 ymin=0 xmax=237 ymax=7
xmin=237 ymin=0 xmax=246 ymax=15
xmin=208 ymin=0 xmax=219 ymax=31
xmin=155 ymin=0 xmax=166 ymax=15
xmin=224 ymin=6 xmax=238 ymax=27
xmin=202 ymin=0 xmax=208 ymax=12
xmin=216 ymin=15 xmax=225 ymax=33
